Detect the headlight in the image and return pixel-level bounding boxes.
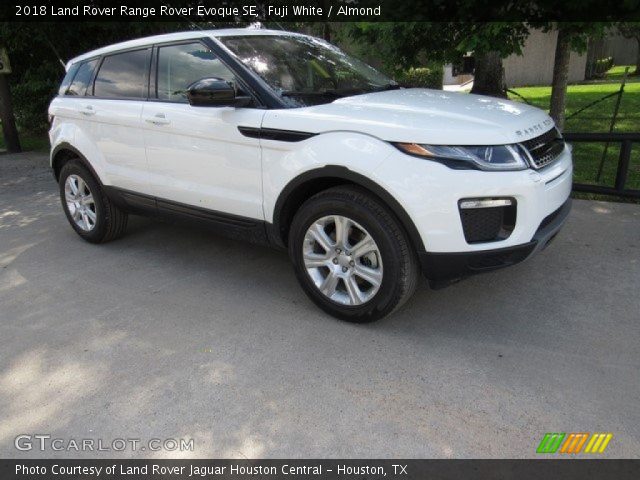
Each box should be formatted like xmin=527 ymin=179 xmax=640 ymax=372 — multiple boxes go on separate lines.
xmin=393 ymin=143 xmax=529 ymax=171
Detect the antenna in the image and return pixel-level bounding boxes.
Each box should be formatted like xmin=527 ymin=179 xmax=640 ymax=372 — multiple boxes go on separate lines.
xmin=43 ymin=34 xmax=66 ymax=69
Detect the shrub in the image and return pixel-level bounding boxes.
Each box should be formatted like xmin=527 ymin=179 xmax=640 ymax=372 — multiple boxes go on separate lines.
xmin=11 ymin=66 xmax=61 ymax=133
xmin=587 ymin=56 xmax=614 ymax=79
xmin=396 ymin=66 xmax=443 ymax=89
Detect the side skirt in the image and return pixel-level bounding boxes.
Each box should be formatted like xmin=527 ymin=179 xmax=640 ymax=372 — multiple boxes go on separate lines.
xmin=103 ymin=187 xmax=272 ymax=247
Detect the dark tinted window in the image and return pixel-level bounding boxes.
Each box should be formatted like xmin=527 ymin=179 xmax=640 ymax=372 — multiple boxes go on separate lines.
xmin=66 ymin=59 xmax=98 ymax=96
xmin=157 ymin=43 xmax=235 ymax=102
xmin=58 ymin=63 xmax=80 ymax=95
xmin=94 ymin=49 xmax=150 ymax=99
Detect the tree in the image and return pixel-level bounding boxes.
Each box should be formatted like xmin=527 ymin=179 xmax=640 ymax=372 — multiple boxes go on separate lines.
xmin=549 ymin=27 xmax=572 ymax=130
xmin=345 ymin=22 xmax=531 ymax=97
xmin=0 ymin=72 xmax=21 ymax=153
xmin=618 ymin=22 xmax=640 ymax=75
xmin=540 ymin=22 xmax=609 ymax=130
xmin=0 ymin=21 xmax=196 ymax=133
xmin=460 ymin=23 xmax=530 ymax=97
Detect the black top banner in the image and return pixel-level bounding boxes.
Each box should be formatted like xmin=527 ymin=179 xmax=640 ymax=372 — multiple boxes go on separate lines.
xmin=2 ymin=0 xmax=640 ymax=22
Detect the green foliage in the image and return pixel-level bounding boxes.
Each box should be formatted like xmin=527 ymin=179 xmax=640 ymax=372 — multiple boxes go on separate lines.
xmin=588 ymin=57 xmax=615 ymax=78
xmin=11 ymin=63 xmax=61 ymax=132
xmin=0 ymin=21 xmax=196 ymax=133
xmin=345 ymin=22 xmax=531 ymax=74
xmin=456 ymin=23 xmax=530 ymax=57
xmin=536 ymin=22 xmax=611 ymax=53
xmin=396 ymin=66 xmax=443 ymax=89
xmin=617 ymin=22 xmax=640 ymax=41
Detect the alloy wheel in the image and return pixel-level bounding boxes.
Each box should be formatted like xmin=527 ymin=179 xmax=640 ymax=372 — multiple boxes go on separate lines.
xmin=302 ymin=215 xmax=383 ymax=306
xmin=64 ymin=174 xmax=97 ymax=231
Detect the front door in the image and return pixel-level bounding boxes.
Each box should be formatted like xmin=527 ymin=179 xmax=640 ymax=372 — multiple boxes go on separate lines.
xmin=141 ymin=41 xmax=264 ymax=221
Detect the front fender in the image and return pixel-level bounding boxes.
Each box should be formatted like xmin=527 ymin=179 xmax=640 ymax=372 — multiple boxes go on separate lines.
xmin=264 ymin=131 xmax=426 ymax=252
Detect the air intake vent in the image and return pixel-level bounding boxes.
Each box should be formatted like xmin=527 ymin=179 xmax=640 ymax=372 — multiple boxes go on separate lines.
xmin=458 ymin=199 xmax=517 ymax=244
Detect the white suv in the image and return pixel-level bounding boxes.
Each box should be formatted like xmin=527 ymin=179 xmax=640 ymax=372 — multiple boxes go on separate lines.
xmin=49 ymin=29 xmax=572 ymax=322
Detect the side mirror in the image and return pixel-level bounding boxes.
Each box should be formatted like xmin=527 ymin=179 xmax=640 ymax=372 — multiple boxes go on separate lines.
xmin=186 ymin=78 xmax=251 ymax=107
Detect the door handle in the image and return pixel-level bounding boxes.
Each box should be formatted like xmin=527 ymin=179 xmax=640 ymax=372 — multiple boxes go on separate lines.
xmin=80 ymin=105 xmax=95 ymax=116
xmin=145 ymin=113 xmax=170 ymax=125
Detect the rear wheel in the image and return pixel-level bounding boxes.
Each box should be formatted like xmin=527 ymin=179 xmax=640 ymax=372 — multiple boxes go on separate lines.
xmin=59 ymin=160 xmax=128 ymax=243
xmin=289 ymin=186 xmax=419 ymax=322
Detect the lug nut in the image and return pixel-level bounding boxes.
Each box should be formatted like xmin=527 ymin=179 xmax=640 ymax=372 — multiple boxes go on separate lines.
xmin=342 ymin=266 xmax=348 ymax=272
xmin=349 ymin=260 xmax=355 ymax=266
xmin=335 ymin=248 xmax=342 ymax=254
xmin=332 ymin=258 xmax=338 ymax=264
xmin=345 ymin=251 xmax=351 ymax=256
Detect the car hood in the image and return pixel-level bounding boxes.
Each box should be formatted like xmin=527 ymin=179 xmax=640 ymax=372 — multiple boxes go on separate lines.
xmin=262 ymin=88 xmax=555 ymax=145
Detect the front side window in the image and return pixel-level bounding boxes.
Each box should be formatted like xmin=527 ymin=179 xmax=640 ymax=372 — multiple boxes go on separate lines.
xmin=157 ymin=42 xmax=236 ymax=102
xmin=220 ymin=34 xmax=395 ymax=107
xmin=94 ymin=49 xmax=150 ymax=99
xmin=66 ymin=59 xmax=98 ymax=96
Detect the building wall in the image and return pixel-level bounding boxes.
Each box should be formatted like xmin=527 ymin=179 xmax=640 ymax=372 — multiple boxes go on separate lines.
xmin=503 ymin=29 xmax=587 ymax=87
xmin=598 ymin=33 xmax=638 ymax=65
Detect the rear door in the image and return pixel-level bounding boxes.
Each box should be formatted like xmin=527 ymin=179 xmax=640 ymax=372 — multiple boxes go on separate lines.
xmin=87 ymin=48 xmax=152 ymax=194
xmin=141 ymin=40 xmax=264 ymax=220
xmin=51 ymin=58 xmax=100 ymax=149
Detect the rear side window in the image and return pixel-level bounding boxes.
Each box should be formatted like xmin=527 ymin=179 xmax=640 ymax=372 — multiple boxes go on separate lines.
xmin=93 ymin=49 xmax=150 ymax=99
xmin=66 ymin=59 xmax=98 ymax=96
xmin=157 ymin=42 xmax=235 ymax=102
xmin=58 ymin=63 xmax=80 ymax=95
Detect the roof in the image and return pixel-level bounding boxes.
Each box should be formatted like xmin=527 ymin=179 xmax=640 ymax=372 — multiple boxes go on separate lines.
xmin=66 ymin=28 xmax=305 ymax=69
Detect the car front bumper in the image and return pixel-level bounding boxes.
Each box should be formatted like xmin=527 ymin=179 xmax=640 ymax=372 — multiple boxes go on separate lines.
xmin=419 ymin=197 xmax=572 ymax=286
xmin=370 ymin=142 xmax=574 ymax=286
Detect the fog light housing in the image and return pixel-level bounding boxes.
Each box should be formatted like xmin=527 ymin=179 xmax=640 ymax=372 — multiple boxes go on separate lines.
xmin=458 ymin=197 xmax=517 ymax=243
xmin=459 ymin=198 xmax=513 ymax=209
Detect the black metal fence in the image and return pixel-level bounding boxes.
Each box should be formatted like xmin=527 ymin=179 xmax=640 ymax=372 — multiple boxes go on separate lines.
xmin=565 ymin=132 xmax=640 ymax=199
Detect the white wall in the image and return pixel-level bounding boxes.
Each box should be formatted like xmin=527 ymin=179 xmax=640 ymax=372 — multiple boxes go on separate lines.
xmin=503 ymin=29 xmax=587 ymax=87
xmin=601 ymin=33 xmax=638 ymax=65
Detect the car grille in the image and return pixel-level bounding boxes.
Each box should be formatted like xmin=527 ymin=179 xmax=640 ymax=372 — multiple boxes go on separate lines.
xmin=520 ymin=128 xmax=565 ymax=169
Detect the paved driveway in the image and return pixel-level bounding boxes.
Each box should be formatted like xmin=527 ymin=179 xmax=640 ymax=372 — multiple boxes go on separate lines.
xmin=1 ymin=152 xmax=639 ymax=458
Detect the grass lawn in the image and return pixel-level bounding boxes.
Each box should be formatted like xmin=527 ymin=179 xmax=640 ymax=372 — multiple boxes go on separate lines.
xmin=509 ymin=66 xmax=640 ymax=191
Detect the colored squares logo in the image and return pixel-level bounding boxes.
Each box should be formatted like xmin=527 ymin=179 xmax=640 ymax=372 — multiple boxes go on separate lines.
xmin=537 ymin=433 xmax=612 ymax=454
xmin=537 ymin=433 xmax=565 ymax=453
xmin=584 ymin=433 xmax=613 ymax=453
xmin=560 ymin=433 xmax=589 ymax=453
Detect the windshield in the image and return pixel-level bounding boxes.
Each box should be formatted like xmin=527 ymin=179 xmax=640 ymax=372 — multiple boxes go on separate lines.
xmin=219 ymin=34 xmax=396 ymax=107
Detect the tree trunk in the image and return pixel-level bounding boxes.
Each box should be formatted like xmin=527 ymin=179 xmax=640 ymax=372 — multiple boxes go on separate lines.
xmin=323 ymin=22 xmax=331 ymax=42
xmin=320 ymin=1 xmax=330 ymax=41
xmin=0 ymin=74 xmax=21 ymax=153
xmin=470 ymin=51 xmax=506 ymax=98
xmin=550 ymin=27 xmax=572 ymax=131
xmin=635 ymin=38 xmax=640 ymax=75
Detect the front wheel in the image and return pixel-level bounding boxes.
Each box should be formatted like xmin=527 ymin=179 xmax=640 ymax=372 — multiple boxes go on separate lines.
xmin=288 ymin=186 xmax=420 ymax=322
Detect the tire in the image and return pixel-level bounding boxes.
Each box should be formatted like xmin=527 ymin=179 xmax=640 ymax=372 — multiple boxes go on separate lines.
xmin=288 ymin=185 xmax=420 ymax=322
xmin=59 ymin=159 xmax=128 ymax=243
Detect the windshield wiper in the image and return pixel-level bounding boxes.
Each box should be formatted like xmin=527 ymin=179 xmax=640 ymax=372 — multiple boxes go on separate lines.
xmin=281 ymin=90 xmax=344 ymax=98
xmin=372 ymin=83 xmax=401 ymax=92
xmin=281 ymin=83 xmax=399 ymax=100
